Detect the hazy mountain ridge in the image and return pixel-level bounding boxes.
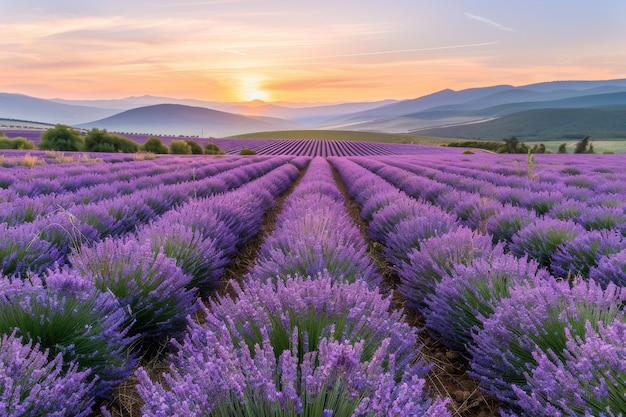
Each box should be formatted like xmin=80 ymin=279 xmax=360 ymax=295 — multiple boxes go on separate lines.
xmin=3 ymin=78 xmax=626 ymax=138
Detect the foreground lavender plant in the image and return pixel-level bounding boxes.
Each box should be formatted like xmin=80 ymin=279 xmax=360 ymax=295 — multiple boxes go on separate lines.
xmin=589 ymin=248 xmax=626 ymax=288
xmin=511 ymin=320 xmax=626 ymax=417
xmin=550 ymin=229 xmax=626 ymax=279
xmin=0 ymin=272 xmax=136 ymax=399
xmin=208 ymin=272 xmax=419 ymax=374
xmin=137 ymin=277 xmax=450 ymax=416
xmin=70 ymin=236 xmax=198 ymax=349
xmin=510 ymin=217 xmax=586 ymax=271
xmin=397 ymin=227 xmax=501 ymax=311
xmin=469 ymin=277 xmax=626 ymax=406
xmin=424 ymin=253 xmax=551 ymax=352
xmin=136 ymin=222 xmax=228 ymax=297
xmin=0 ymin=331 xmax=95 ymax=417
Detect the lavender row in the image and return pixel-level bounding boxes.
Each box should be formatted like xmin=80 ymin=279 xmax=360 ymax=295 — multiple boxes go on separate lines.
xmin=249 ymin=156 xmax=380 ymax=284
xmin=332 ymin=155 xmax=626 ymax=415
xmin=0 ymin=155 xmax=253 ymax=225
xmin=0 ymin=160 xmax=303 ymax=414
xmin=134 ymin=157 xmax=450 ymax=415
xmin=207 ymin=137 xmax=463 ymax=156
xmin=0 ymin=156 xmax=295 ymax=276
xmin=353 ymin=155 xmax=626 ymax=280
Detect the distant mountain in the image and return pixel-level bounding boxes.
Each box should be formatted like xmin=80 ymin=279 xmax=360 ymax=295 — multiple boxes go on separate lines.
xmin=75 ymin=104 xmax=303 ymax=137
xmin=50 ymin=95 xmax=230 ymax=112
xmin=227 ymin=99 xmax=397 ymax=125
xmin=413 ymin=106 xmax=626 ymax=140
xmin=0 ymin=93 xmax=119 ymax=125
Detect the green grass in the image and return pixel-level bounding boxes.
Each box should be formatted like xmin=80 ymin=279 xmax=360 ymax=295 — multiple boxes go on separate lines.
xmin=227 ymin=129 xmax=457 ymax=145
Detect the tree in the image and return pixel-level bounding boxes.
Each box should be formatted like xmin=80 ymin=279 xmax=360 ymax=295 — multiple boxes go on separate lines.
xmin=39 ymin=124 xmax=84 ymax=151
xmin=84 ymin=128 xmax=139 ymax=153
xmin=574 ymin=136 xmax=593 ymax=154
xmin=0 ymin=137 xmax=35 ymax=150
xmin=169 ymin=140 xmax=192 ymax=154
xmin=204 ymin=142 xmax=225 ymax=155
xmin=239 ymin=147 xmax=257 ymax=155
xmin=557 ymin=143 xmax=568 ymax=154
xmin=530 ymin=143 xmax=546 ymax=154
xmin=143 ymin=137 xmax=168 ymax=154
xmin=500 ymin=136 xmax=529 ymax=154
xmin=185 ymin=140 xmax=203 ymax=155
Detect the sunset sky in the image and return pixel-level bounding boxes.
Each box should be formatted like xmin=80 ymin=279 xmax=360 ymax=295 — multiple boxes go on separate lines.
xmin=2 ymin=1 xmax=626 ymax=103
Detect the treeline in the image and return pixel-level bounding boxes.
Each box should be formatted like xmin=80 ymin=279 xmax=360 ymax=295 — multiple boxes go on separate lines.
xmin=34 ymin=124 xmax=235 ymax=155
xmin=448 ymin=135 xmax=596 ymax=154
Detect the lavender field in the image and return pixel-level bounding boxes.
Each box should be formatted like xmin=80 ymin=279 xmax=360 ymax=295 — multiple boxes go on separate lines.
xmin=1 ymin=147 xmax=625 ymax=416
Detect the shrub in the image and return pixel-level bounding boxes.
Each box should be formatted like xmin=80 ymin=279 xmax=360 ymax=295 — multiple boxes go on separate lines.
xmin=550 ymin=229 xmax=626 ymax=279
xmin=0 ymin=222 xmax=62 ymax=277
xmin=135 ymin=222 xmax=229 ymax=297
xmin=70 ymin=237 xmax=198 ymax=350
xmin=485 ymin=204 xmax=537 ymax=245
xmin=468 ymin=278 xmax=625 ymax=406
xmin=204 ymin=142 xmax=226 ymax=155
xmin=462 ymin=149 xmax=475 ymax=154
xmin=39 ymin=124 xmax=84 ymax=151
xmin=509 ymin=217 xmax=586 ymax=270
xmin=142 ymin=137 xmax=168 ymax=154
xmin=0 ymin=136 xmax=35 ymax=150
xmin=169 ymin=140 xmax=192 ymax=154
xmin=84 ymin=129 xmax=139 ymax=153
xmin=512 ymin=320 xmax=626 ymax=416
xmin=185 ymin=140 xmax=203 ymax=154
xmin=0 ymin=272 xmax=136 ymax=399
xmin=0 ymin=331 xmax=95 ymax=417
xmin=397 ymin=227 xmax=501 ymax=311
xmin=424 ymin=253 xmax=551 ymax=352
xmin=136 ymin=272 xmax=449 ymax=416
xmin=589 ymin=249 xmax=626 ymax=288
xmin=239 ymin=146 xmax=257 ymax=155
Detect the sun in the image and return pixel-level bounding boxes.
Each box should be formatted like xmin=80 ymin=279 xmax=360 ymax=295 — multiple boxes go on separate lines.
xmin=239 ymin=77 xmax=270 ymax=102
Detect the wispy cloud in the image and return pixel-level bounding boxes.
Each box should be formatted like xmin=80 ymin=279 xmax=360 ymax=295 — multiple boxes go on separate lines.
xmin=465 ymin=13 xmax=515 ymax=32
xmin=282 ymin=42 xmax=498 ymax=61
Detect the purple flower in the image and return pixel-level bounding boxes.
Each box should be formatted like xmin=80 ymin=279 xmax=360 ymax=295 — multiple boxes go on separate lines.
xmin=70 ymin=236 xmax=198 ymax=348
xmin=0 ymin=331 xmax=96 ymax=417
xmin=510 ymin=217 xmax=586 ymax=271
xmin=589 ymin=249 xmax=626 ymax=288
xmin=137 ymin=276 xmax=449 ymax=416
xmin=398 ymin=227 xmax=501 ymax=310
xmin=513 ymin=320 xmax=626 ymax=416
xmin=424 ymin=253 xmax=551 ymax=352
xmin=468 ymin=278 xmax=626 ymax=405
xmin=550 ymin=229 xmax=626 ymax=279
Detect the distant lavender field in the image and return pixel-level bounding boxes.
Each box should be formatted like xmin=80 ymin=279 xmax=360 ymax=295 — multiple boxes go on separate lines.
xmin=2 ymin=128 xmax=462 ymax=156
xmin=1 ymin=149 xmax=625 ymax=416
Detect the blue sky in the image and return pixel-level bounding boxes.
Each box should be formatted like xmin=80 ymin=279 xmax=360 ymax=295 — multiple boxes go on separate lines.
xmin=2 ymin=1 xmax=625 ymax=102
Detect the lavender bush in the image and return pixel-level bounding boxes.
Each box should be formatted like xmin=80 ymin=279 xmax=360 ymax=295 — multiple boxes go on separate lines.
xmin=136 ymin=272 xmax=449 ymax=416
xmin=510 ymin=320 xmax=626 ymax=417
xmin=485 ymin=204 xmax=537 ymax=245
xmin=0 ymin=272 xmax=136 ymax=399
xmin=208 ymin=272 xmax=419 ymax=374
xmin=397 ymin=227 xmax=501 ymax=310
xmin=510 ymin=217 xmax=586 ymax=271
xmin=550 ymin=229 xmax=626 ymax=280
xmin=589 ymin=249 xmax=626 ymax=288
xmin=424 ymin=253 xmax=551 ymax=352
xmin=70 ymin=236 xmax=198 ymax=350
xmin=136 ymin=222 xmax=228 ymax=297
xmin=469 ymin=277 xmax=626 ymax=406
xmin=0 ymin=331 xmax=95 ymax=417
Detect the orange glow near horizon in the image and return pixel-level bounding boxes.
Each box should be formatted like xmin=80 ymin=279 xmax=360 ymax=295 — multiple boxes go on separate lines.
xmin=1 ymin=3 xmax=626 ymax=103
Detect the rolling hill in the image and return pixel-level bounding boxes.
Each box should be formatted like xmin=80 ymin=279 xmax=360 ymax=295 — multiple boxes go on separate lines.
xmin=413 ymin=106 xmax=626 ymax=140
xmin=75 ymin=104 xmax=304 ymax=137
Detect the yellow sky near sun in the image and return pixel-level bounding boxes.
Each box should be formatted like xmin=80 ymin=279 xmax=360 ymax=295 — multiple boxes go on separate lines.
xmin=1 ymin=3 xmax=625 ymax=103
